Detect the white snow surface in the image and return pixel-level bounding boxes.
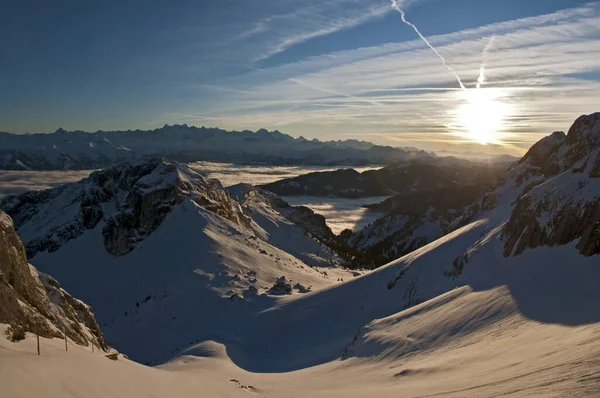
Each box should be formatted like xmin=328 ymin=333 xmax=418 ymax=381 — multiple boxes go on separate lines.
xmin=26 ymin=195 xmax=354 ymax=365
xmin=3 ymin=228 xmax=600 ymax=396
xmin=7 ymin=151 xmax=600 ymax=395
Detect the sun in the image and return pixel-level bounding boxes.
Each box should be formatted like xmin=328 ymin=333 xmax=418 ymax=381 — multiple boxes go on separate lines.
xmin=453 ymin=88 xmax=510 ymax=145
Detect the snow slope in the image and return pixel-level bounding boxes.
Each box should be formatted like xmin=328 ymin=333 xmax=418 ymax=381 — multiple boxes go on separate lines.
xmin=3 ymin=233 xmax=599 ymax=397
xmin=343 ymin=185 xmax=489 ymax=268
xmin=1 ymin=160 xmax=353 ymax=364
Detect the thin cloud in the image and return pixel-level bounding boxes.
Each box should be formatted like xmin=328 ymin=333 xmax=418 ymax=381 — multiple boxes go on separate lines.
xmin=154 ymin=2 xmax=600 ymax=156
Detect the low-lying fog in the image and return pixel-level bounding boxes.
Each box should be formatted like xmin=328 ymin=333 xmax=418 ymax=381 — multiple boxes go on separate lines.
xmin=0 ymin=170 xmax=95 ymax=197
xmin=187 ymin=162 xmax=380 ymax=187
xmin=281 ymin=196 xmax=388 ymax=234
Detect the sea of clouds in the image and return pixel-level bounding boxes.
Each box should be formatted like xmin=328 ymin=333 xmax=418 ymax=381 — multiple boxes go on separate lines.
xmin=0 ymin=163 xmax=386 ymax=233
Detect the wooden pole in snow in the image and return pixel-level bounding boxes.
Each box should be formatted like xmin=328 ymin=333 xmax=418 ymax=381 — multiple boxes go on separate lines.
xmin=64 ymin=325 xmax=68 ymax=352
xmin=36 ymin=332 xmax=40 ymax=355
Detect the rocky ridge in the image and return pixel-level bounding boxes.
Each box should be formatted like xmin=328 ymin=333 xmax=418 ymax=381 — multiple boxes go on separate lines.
xmin=502 ymin=113 xmax=600 ymax=256
xmin=1 ymin=159 xmax=248 ymax=258
xmin=0 ymin=211 xmax=107 ymax=349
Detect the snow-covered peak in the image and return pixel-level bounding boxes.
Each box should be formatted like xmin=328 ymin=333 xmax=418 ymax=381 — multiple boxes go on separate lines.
xmin=452 ymin=112 xmax=600 ymax=257
xmin=518 ymin=130 xmax=565 ymax=169
xmin=1 ymin=159 xmax=248 ymax=258
xmin=566 ymin=112 xmax=600 ymax=143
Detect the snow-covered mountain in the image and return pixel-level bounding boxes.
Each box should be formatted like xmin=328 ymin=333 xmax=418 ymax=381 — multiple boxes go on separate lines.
xmin=262 ymin=156 xmax=504 ymax=268
xmin=0 ymin=128 xmax=134 ymax=170
xmin=170 ymin=112 xmax=600 ymax=375
xmin=262 ymin=156 xmax=505 ymax=198
xmin=1 ymin=159 xmax=248 ymax=258
xmin=2 ymin=113 xmax=600 ymax=397
xmin=0 ymin=159 xmax=354 ymax=363
xmin=341 ymin=185 xmax=490 ymax=268
xmin=451 ymin=112 xmax=600 ymax=258
xmin=0 ymin=126 xmax=432 ymax=170
xmin=340 ymin=113 xmax=600 ymax=268
xmin=0 ymin=211 xmax=107 ymax=350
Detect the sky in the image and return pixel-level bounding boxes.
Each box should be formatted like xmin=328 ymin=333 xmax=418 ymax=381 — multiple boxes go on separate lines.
xmin=1 ymin=0 xmax=599 ymax=155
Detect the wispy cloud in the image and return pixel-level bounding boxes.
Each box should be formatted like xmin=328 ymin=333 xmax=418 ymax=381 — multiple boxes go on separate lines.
xmin=174 ymin=2 xmax=600 ymax=155
xmin=251 ymin=3 xmax=393 ymax=62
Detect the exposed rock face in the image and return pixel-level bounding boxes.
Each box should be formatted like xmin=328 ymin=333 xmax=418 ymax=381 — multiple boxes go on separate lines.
xmin=1 ymin=159 xmax=248 ymax=257
xmin=0 ymin=211 xmax=107 ymax=349
xmin=267 ymin=276 xmax=293 ymax=295
xmin=228 ymin=184 xmax=344 ymax=249
xmin=500 ymin=113 xmax=600 ymax=256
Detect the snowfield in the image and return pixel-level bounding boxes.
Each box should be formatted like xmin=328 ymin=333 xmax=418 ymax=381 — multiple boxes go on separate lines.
xmin=3 ymin=194 xmax=600 ymax=396
xmin=3 ymin=235 xmax=600 ymax=397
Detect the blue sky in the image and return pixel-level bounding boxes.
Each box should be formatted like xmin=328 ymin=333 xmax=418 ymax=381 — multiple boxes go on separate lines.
xmin=1 ymin=0 xmax=599 ymax=154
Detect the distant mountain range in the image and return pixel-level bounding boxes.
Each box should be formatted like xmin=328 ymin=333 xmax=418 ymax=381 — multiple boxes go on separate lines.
xmin=0 ymin=126 xmax=434 ymax=170
xmin=434 ymin=149 xmax=520 ymax=163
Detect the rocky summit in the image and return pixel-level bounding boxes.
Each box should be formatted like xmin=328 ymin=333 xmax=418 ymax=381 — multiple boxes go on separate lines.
xmin=503 ymin=112 xmax=600 ymax=256
xmin=1 ymin=159 xmax=248 ymax=258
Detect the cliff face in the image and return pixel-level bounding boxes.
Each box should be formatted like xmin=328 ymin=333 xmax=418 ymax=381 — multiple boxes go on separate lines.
xmin=503 ymin=113 xmax=600 ymax=257
xmin=0 ymin=211 xmax=107 ymax=349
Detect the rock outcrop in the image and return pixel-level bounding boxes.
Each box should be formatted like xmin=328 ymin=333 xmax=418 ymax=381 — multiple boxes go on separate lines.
xmin=0 ymin=211 xmax=107 ymax=349
xmin=502 ymin=113 xmax=600 ymax=257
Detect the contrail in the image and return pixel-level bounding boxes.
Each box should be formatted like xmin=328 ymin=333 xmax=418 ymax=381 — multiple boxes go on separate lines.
xmin=476 ymin=36 xmax=495 ymax=89
xmin=288 ymin=78 xmax=383 ymax=107
xmin=390 ymin=0 xmax=466 ymax=91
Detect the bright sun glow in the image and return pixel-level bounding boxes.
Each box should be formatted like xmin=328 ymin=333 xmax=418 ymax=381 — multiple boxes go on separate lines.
xmin=453 ymin=88 xmax=511 ymax=145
